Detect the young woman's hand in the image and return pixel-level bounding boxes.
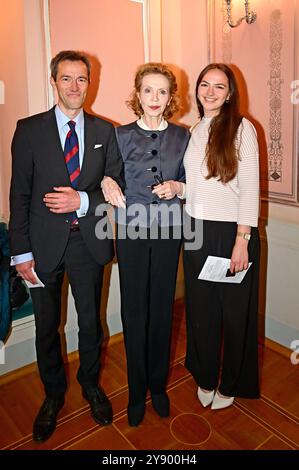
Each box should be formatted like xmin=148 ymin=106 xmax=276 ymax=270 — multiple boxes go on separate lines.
xmin=230 ymin=238 xmax=249 ymax=273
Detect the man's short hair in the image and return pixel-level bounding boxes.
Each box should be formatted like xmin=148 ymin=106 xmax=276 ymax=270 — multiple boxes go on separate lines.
xmin=50 ymin=50 xmax=91 ymax=82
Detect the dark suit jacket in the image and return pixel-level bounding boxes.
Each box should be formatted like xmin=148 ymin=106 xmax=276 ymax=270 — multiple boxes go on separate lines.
xmin=9 ymin=107 xmax=124 ymax=272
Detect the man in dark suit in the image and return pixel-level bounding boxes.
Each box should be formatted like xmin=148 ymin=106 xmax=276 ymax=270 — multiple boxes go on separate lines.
xmin=9 ymin=50 xmax=125 ymax=443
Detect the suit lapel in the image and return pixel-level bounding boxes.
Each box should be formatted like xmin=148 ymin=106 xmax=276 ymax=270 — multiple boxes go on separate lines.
xmin=41 ymin=109 xmax=100 ymax=188
xmin=77 ymin=112 xmax=96 ymax=186
xmin=42 ymin=108 xmax=70 ymax=184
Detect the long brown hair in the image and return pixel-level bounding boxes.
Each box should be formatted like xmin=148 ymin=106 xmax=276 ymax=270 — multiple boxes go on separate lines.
xmin=127 ymin=63 xmax=179 ymax=119
xmin=195 ymin=63 xmax=242 ymax=183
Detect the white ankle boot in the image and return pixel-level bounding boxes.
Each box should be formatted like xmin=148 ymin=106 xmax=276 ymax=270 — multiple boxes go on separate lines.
xmin=211 ymin=392 xmax=234 ymax=410
xmin=197 ymin=386 xmax=215 ymax=407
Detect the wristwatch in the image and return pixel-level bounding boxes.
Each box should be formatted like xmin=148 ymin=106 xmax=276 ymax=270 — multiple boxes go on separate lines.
xmin=237 ymin=232 xmax=251 ymax=241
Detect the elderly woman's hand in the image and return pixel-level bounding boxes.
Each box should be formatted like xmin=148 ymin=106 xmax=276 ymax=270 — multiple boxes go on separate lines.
xmin=101 ymin=176 xmax=126 ymax=208
xmin=152 ymin=180 xmax=184 ymax=200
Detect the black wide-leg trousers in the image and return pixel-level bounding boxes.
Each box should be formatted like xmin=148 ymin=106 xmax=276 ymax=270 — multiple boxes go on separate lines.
xmin=116 ymin=225 xmax=182 ymax=405
xmin=30 ymin=231 xmax=104 ymax=398
xmin=183 ymin=218 xmax=260 ymax=398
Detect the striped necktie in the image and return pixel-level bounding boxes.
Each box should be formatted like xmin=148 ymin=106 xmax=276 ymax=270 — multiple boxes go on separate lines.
xmin=64 ymin=120 xmax=80 ymax=224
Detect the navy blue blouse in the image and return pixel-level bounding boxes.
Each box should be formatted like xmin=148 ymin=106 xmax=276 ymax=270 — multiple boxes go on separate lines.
xmin=115 ymin=121 xmax=189 ymax=227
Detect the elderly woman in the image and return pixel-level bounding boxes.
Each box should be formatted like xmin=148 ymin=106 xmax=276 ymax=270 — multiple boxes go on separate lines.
xmin=109 ymin=63 xmax=189 ymax=426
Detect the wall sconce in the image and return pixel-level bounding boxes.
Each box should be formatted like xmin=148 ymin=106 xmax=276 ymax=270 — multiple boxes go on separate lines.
xmin=225 ymin=0 xmax=257 ymax=28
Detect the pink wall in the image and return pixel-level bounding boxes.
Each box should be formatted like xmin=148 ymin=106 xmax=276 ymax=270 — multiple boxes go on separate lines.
xmin=47 ymin=0 xmax=209 ymax=298
xmin=2 ymin=0 xmax=297 ymax=219
xmin=49 ymin=0 xmax=145 ymax=125
xmin=49 ymin=0 xmax=208 ymax=127
xmin=211 ymin=0 xmax=299 ymax=207
xmin=161 ymin=0 xmax=208 ymax=125
xmin=0 ymin=0 xmax=28 ymax=220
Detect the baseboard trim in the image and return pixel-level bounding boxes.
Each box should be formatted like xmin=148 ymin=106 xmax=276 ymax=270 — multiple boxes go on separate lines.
xmin=0 ymin=361 xmax=38 ymax=385
xmin=262 ymin=337 xmax=291 ymax=359
xmin=65 ymin=332 xmax=124 ymax=365
xmin=1 ymin=332 xmax=292 ymax=386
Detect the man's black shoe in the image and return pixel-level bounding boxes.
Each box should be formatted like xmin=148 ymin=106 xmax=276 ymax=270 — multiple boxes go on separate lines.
xmin=32 ymin=397 xmax=64 ymax=442
xmin=152 ymin=393 xmax=170 ymax=417
xmin=83 ymin=387 xmax=113 ymax=425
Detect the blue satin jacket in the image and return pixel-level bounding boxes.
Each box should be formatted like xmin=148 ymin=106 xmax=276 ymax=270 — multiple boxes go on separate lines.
xmin=115 ymin=121 xmax=189 ymax=227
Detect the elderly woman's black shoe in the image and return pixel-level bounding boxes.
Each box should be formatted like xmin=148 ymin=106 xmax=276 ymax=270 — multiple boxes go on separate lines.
xmin=151 ymin=393 xmax=170 ymax=417
xmin=127 ymin=402 xmax=145 ymax=427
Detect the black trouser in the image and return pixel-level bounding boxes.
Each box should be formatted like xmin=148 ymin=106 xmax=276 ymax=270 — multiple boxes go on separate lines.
xmin=183 ymin=218 xmax=260 ymax=398
xmin=116 ymin=225 xmax=182 ymax=405
xmin=31 ymin=231 xmax=104 ymax=399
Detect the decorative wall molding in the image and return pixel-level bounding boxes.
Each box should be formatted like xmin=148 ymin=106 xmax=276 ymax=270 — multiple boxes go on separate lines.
xmin=262 ymin=218 xmax=299 ymax=348
xmin=0 ymin=81 xmax=4 ymax=104
xmin=221 ymin=0 xmax=232 ymax=63
xmin=148 ymin=0 xmax=162 ymax=62
xmin=23 ymin=0 xmax=48 ymax=115
xmin=210 ymin=0 xmax=299 ymax=206
xmin=42 ymin=0 xmax=53 ymax=109
xmin=268 ymin=9 xmax=283 ymax=183
xmin=207 ymin=0 xmax=214 ymax=62
xmin=263 ymin=4 xmax=299 ymax=206
xmin=130 ymin=0 xmax=150 ymax=62
xmin=208 ymin=0 xmax=232 ymax=64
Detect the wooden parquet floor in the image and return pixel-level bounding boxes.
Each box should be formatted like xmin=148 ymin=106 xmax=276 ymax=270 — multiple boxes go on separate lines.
xmin=0 ymin=299 xmax=298 ymax=452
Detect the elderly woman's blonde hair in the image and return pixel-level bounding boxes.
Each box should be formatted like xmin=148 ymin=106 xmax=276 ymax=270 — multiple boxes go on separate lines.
xmin=127 ymin=63 xmax=180 ymax=119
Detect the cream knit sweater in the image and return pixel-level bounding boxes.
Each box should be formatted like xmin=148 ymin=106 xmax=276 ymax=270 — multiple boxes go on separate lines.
xmin=183 ymin=117 xmax=260 ymax=227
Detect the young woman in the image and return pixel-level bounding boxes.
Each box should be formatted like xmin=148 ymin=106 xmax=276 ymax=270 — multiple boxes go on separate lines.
xmin=183 ymin=63 xmax=260 ymax=410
